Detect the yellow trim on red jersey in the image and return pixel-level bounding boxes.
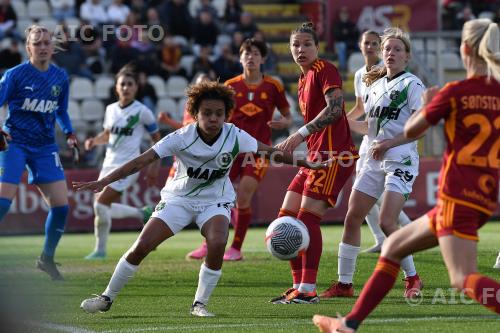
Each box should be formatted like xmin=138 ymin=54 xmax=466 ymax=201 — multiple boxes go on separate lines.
xmin=452 ymin=230 xmax=479 ymax=241
xmin=439 ymin=151 xmax=455 ymax=194
xmin=440 ymin=193 xmax=493 ymax=215
xmin=263 ymin=75 xmax=285 ymax=92
xmin=446 ymin=97 xmax=458 ymax=143
xmin=224 ymin=74 xmax=244 ymax=86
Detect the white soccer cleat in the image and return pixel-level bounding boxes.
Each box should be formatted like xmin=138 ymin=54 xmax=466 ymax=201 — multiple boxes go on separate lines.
xmin=80 ymin=294 xmax=113 ymax=313
xmin=494 ymin=253 xmax=500 ymax=269
xmin=190 ymin=302 xmax=215 ymax=317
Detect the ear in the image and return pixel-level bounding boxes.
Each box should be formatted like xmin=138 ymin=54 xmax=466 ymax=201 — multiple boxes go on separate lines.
xmin=462 ymin=42 xmax=472 ymax=56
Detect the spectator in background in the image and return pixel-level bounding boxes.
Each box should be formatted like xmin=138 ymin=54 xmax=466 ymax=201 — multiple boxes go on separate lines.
xmin=80 ymin=0 xmax=108 ymax=27
xmin=224 ymin=0 xmax=242 ymax=33
xmin=332 ymin=6 xmax=359 ymax=75
xmin=109 ymin=12 xmax=140 ymax=73
xmin=0 ymin=38 xmax=21 ymax=74
xmin=130 ymin=0 xmax=147 ymax=24
xmin=145 ymin=7 xmax=164 ymax=45
xmin=158 ymin=36 xmax=187 ymax=79
xmin=191 ymin=45 xmax=216 ymax=80
xmin=253 ymin=30 xmax=277 ymax=73
xmin=236 ymin=12 xmax=258 ymax=39
xmin=230 ymin=30 xmax=244 ymax=57
xmin=196 ymin=0 xmax=220 ymax=26
xmin=137 ymin=70 xmax=158 ymax=113
xmin=130 ymin=26 xmax=158 ymax=75
xmin=0 ymin=0 xmax=18 ymax=41
xmin=50 ymin=0 xmax=76 ymax=21
xmin=78 ymin=23 xmax=106 ymax=74
xmin=213 ymin=43 xmax=241 ymax=82
xmin=160 ymin=0 xmax=192 ymax=40
xmin=107 ymin=0 xmax=130 ymax=25
xmin=455 ymin=5 xmax=476 ymax=28
xmin=193 ymin=10 xmax=219 ymax=49
xmin=53 ymin=24 xmax=94 ymax=80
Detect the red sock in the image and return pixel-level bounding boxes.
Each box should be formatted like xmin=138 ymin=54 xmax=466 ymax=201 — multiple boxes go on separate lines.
xmin=298 ymin=209 xmax=322 ymax=284
xmin=230 ymin=207 xmax=251 ymax=250
xmin=278 ymin=209 xmax=301 ymax=285
xmin=463 ymin=272 xmax=500 ymax=314
xmin=347 ymin=256 xmax=400 ymax=324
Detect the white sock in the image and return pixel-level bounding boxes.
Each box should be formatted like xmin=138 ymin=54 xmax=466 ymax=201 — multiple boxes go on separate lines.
xmin=338 ymin=242 xmax=360 ymax=284
xmin=298 ymin=283 xmax=316 ymax=293
xmin=194 ymin=264 xmax=222 ymax=305
xmin=400 ymin=255 xmax=417 ymax=278
xmin=94 ymin=202 xmax=111 ymax=254
xmin=365 ymin=204 xmax=385 ymax=245
xmin=103 ymin=257 xmax=139 ymax=301
xmin=110 ymin=203 xmax=143 ymax=220
xmin=292 ymin=283 xmax=300 ymax=290
xmin=398 ymin=210 xmax=412 ymax=227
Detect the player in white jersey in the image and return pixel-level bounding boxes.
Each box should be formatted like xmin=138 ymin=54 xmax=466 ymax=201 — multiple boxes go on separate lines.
xmin=323 ymin=28 xmax=424 ymax=299
xmin=75 ymin=81 xmax=328 ymax=317
xmin=83 ymin=66 xmax=161 ymax=260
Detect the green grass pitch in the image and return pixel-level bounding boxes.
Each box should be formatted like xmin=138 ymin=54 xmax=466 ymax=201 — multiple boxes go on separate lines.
xmin=0 ymin=223 xmax=499 ymax=332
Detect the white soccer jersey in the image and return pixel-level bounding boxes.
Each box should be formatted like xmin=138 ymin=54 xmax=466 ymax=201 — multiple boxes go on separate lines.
xmin=365 ymin=71 xmax=425 ymax=161
xmin=153 ymin=123 xmax=258 ymax=204
xmin=102 ymin=100 xmax=158 ymax=169
xmin=354 ymin=65 xmax=371 ymax=160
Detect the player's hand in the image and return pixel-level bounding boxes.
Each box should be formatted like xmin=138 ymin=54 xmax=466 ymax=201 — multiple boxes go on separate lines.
xmin=275 ymin=132 xmax=303 ymax=153
xmin=84 ymin=138 xmax=95 ymax=151
xmin=267 ymin=117 xmax=291 ymax=130
xmin=0 ymin=129 xmax=12 ymax=151
xmin=370 ymin=140 xmax=390 ymax=160
xmin=66 ymin=133 xmax=78 ymax=148
xmin=306 ymin=157 xmax=334 ymax=170
xmin=72 ymin=180 xmax=105 ymax=193
xmin=421 ymin=86 xmax=440 ymax=106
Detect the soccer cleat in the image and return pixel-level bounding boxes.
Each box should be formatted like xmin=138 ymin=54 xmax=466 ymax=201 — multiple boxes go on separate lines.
xmin=190 ymin=302 xmax=215 ymax=317
xmin=84 ymin=251 xmax=106 ymax=260
xmin=313 ymin=314 xmax=356 ymax=333
xmin=362 ymin=243 xmax=383 ymax=253
xmin=36 ymin=256 xmax=64 ymax=281
xmin=80 ymin=294 xmax=113 ymax=313
xmin=320 ymin=281 xmax=354 ymax=298
xmin=141 ymin=206 xmax=153 ymax=225
xmin=403 ymin=274 xmax=423 ymax=298
xmin=223 ymin=247 xmax=242 ymax=261
xmin=288 ymin=290 xmax=320 ymax=304
xmin=494 ymin=253 xmax=500 ymax=269
xmin=269 ymin=288 xmax=296 ymax=304
xmin=186 ymin=242 xmax=208 ymax=260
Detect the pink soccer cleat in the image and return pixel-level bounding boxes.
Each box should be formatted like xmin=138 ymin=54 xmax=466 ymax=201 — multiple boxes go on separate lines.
xmin=186 ymin=242 xmax=207 ymax=260
xmin=403 ymin=274 xmax=423 ymax=298
xmin=313 ymin=314 xmax=355 ymax=333
xmin=223 ymin=247 xmax=242 ymax=261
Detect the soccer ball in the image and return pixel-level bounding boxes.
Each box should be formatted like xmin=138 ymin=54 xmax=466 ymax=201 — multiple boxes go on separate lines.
xmin=265 ymin=216 xmax=310 ymax=260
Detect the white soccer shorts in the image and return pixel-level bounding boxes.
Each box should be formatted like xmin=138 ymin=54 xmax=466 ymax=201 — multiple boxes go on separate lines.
xmin=99 ymin=166 xmax=140 ymax=192
xmin=353 ymin=156 xmax=419 ymax=200
xmin=151 ymin=200 xmax=233 ymax=234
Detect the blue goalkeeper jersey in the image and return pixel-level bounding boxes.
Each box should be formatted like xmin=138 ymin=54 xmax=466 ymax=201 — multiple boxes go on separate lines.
xmin=0 ymin=61 xmax=73 ymax=147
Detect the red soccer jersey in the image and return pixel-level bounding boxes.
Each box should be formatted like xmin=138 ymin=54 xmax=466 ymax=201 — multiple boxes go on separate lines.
xmin=423 ymin=76 xmax=500 ymax=214
xmin=225 ymin=74 xmax=289 ymax=144
xmin=298 ymin=59 xmax=357 ymax=160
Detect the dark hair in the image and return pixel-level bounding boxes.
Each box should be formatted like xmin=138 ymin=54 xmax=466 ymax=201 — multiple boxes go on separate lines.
xmin=291 ymin=22 xmax=318 ymax=45
xmin=239 ymin=38 xmax=267 ymax=58
xmin=359 ymin=30 xmax=381 ymax=43
xmin=186 ymin=81 xmax=235 ymax=119
xmin=115 ymin=63 xmax=139 ymax=84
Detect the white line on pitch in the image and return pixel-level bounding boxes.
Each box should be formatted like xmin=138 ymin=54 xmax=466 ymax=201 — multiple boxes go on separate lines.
xmin=25 ymin=321 xmax=99 ymax=333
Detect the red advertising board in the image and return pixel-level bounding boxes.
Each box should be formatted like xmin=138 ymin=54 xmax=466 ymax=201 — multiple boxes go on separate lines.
xmin=0 ymin=159 xmax=498 ymax=235
xmin=326 ymin=0 xmax=439 ymax=47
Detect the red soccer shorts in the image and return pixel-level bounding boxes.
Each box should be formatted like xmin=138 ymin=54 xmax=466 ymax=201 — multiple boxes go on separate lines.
xmin=229 ymin=153 xmax=269 ymax=182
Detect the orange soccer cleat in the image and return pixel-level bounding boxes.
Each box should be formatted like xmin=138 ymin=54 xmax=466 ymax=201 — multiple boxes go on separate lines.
xmin=320 ymin=281 xmax=354 ymax=298
xmin=313 ymin=314 xmax=355 ymax=333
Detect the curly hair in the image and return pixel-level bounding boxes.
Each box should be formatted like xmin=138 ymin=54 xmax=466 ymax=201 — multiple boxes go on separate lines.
xmin=186 ymin=81 xmax=235 ymax=119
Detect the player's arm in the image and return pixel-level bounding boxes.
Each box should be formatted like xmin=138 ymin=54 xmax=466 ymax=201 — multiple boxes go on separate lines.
xmin=256 ymin=141 xmax=329 ymax=170
xmin=346 ymin=97 xmax=364 ymax=120
xmin=54 ymin=76 xmax=77 ymax=148
xmin=302 ymin=87 xmax=343 ymax=135
xmin=405 ymin=86 xmax=440 ymax=139
xmin=73 ymin=148 xmax=160 ymax=193
xmin=84 ymin=129 xmax=110 ymax=150
xmin=267 ymin=107 xmax=292 ymax=130
xmin=145 ymin=130 xmax=162 ymax=186
xmin=158 ymin=112 xmax=183 ymax=129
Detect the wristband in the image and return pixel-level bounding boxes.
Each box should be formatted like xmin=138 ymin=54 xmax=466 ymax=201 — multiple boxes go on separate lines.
xmin=298 ymin=126 xmax=310 ymax=139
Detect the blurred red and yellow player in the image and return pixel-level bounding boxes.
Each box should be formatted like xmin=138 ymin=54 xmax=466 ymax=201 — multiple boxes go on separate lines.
xmin=313 ymin=18 xmax=500 ymax=333
xmin=270 ymin=22 xmax=357 ymax=304
xmin=186 ymin=38 xmax=292 ymax=261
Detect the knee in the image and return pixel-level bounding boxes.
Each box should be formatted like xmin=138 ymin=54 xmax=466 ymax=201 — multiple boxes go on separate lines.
xmin=206 ymin=234 xmax=228 ymax=251
xmin=380 ymin=236 xmax=402 ymax=259
xmin=344 ymin=212 xmax=364 ymax=232
xmin=94 ymin=202 xmax=110 ymax=220
xmin=128 ymin=240 xmax=152 ymax=262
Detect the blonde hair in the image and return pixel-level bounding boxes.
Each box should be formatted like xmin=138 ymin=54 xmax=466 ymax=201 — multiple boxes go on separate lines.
xmin=363 ymin=27 xmax=411 ymax=86
xmin=463 ymin=19 xmax=500 ymax=81
xmin=25 ymin=24 xmax=64 ymax=57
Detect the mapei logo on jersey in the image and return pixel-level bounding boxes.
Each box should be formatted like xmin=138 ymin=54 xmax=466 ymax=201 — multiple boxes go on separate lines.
xmin=21 ymin=98 xmax=59 ymax=113
xmin=110 ymin=126 xmax=133 ymax=136
xmin=187 ymin=166 xmax=230 ymax=181
xmin=51 ymin=85 xmax=62 ymax=97
xmin=368 ymin=105 xmax=401 ymax=120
